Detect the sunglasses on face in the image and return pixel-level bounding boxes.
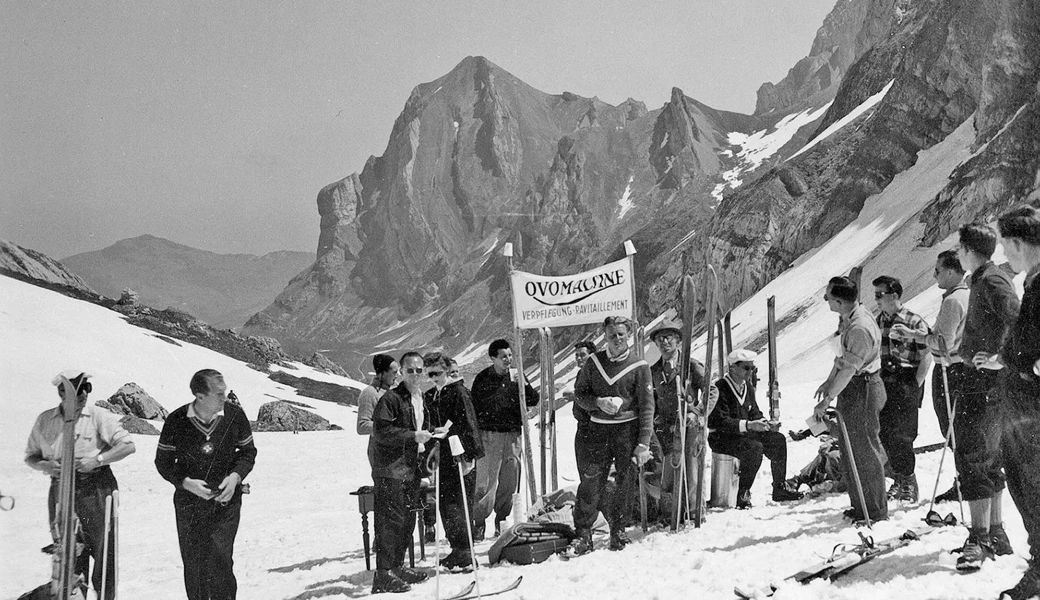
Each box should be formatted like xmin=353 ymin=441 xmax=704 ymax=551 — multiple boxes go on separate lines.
xmin=403 ymin=367 xmax=424 ymax=375
xmin=427 ymin=370 xmax=444 ymax=377
xmin=874 ymin=291 xmax=894 ymax=299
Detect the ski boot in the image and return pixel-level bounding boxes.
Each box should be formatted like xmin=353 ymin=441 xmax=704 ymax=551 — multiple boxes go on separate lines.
xmin=471 ymin=520 xmax=485 ymax=542
xmin=440 ymin=548 xmax=473 ymax=570
xmin=571 ymin=529 xmax=594 ymax=556
xmin=990 ymin=524 xmax=1015 ymax=557
xmin=934 ymin=482 xmax=960 ymax=503
xmin=736 ymin=489 xmax=752 ymax=510
xmin=372 ymin=569 xmax=411 ymax=594
xmin=393 ymin=565 xmax=429 ymax=584
xmin=772 ymin=481 xmax=804 ymax=502
xmin=608 ymin=529 xmax=631 ymax=551
xmin=899 ymin=474 xmax=919 ymax=502
xmin=954 ymin=530 xmax=996 ymax=572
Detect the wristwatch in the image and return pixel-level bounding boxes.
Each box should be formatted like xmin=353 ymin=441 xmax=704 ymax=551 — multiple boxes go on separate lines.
xmin=96 ymin=452 xmax=106 ymax=465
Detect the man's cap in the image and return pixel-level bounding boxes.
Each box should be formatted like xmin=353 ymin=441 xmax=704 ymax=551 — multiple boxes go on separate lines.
xmin=51 ymin=370 xmax=93 ymax=388
xmin=649 ymin=321 xmax=683 ymax=341
xmin=727 ymin=349 xmax=757 ymax=364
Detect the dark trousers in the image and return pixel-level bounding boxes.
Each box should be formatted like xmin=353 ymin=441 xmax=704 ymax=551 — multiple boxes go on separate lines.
xmin=837 ymin=373 xmax=888 ymax=520
xmin=173 ymin=491 xmax=242 ymax=600
xmin=438 ymin=461 xmax=475 ymax=551
xmin=48 ymin=467 xmax=118 ymax=600
xmin=575 ymin=421 xmax=610 ymax=514
xmin=709 ymin=430 xmax=788 ymax=493
xmin=954 ymin=369 xmax=1005 ymax=500
xmin=931 ymin=361 xmax=967 ymax=444
xmin=1001 ymin=395 xmax=1040 ymax=561
xmin=879 ymin=369 xmax=924 ymax=477
xmin=374 ymin=476 xmax=418 ymax=570
xmin=573 ymin=420 xmax=637 ymax=531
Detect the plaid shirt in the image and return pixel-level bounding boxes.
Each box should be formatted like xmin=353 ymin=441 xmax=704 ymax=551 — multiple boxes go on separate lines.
xmin=877 ymin=307 xmax=929 ymax=368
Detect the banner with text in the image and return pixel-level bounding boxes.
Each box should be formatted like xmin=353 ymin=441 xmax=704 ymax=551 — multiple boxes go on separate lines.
xmin=510 ymin=258 xmax=634 ymax=329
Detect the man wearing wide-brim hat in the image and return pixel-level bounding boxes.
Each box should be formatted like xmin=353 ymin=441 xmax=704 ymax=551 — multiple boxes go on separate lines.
xmin=647 ymin=321 xmax=705 ymax=521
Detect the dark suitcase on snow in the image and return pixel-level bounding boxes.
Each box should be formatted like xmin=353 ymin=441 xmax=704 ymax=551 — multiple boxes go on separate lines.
xmin=497 ymin=537 xmax=570 ymax=565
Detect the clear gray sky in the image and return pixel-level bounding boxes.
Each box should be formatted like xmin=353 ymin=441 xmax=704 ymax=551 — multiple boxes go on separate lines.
xmin=1 ymin=0 xmax=836 ymax=258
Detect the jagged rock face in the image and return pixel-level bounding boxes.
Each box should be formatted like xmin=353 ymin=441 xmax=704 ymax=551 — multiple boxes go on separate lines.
xmin=304 ymin=351 xmax=349 ymax=377
xmin=685 ymin=0 xmax=1023 ymax=312
xmin=0 ymin=240 xmax=93 ymax=291
xmin=920 ymin=0 xmax=1040 ymax=239
xmin=755 ymin=0 xmax=899 ymax=115
xmin=246 ymin=56 xmax=765 ymax=369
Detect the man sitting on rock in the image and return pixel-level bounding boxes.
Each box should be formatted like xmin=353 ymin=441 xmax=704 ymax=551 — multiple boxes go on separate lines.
xmin=708 ymin=349 xmax=803 ymax=509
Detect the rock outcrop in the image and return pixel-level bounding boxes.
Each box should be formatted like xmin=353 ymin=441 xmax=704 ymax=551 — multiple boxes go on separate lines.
xmin=253 ymin=400 xmax=333 ymax=432
xmin=103 ymin=383 xmax=168 ymax=420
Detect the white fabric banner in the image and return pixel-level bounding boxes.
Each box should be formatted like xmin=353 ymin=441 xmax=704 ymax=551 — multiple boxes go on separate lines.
xmin=510 ymin=258 xmax=634 ymax=329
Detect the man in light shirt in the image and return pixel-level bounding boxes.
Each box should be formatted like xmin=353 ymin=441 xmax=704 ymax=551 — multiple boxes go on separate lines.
xmin=25 ymin=370 xmax=136 ymax=600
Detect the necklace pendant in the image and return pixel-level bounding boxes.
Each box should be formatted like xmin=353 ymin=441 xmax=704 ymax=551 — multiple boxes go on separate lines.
xmin=201 ymin=441 xmax=214 ymax=455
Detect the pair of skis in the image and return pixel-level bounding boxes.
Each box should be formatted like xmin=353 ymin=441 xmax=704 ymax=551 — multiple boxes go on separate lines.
xmin=444 ymin=576 xmax=523 ymax=600
xmin=51 ymin=375 xmax=87 ymax=600
xmin=671 ymin=266 xmax=721 ymax=530
xmin=733 ymin=525 xmax=941 ymax=598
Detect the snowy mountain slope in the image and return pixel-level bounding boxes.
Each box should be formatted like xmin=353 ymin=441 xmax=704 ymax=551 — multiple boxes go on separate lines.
xmin=2 ymin=108 xmax=1034 ymax=600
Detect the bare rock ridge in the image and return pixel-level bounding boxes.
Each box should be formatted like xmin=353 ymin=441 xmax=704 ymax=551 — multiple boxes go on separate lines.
xmin=0 ymin=240 xmax=93 ymax=292
xmin=247 ymin=0 xmax=1039 ymax=374
xmin=244 ymin=56 xmax=772 ymax=372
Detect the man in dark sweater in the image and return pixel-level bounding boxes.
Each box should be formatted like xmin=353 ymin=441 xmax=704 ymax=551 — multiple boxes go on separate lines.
xmin=983 ymin=204 xmax=1040 ymax=599
xmin=949 ymin=223 xmax=1021 ymax=572
xmin=571 ymin=316 xmax=654 ymax=553
xmin=423 ymin=352 xmax=483 ymax=570
xmin=369 ymin=352 xmax=439 ymax=593
xmin=155 ymin=369 xmax=257 ymax=600
xmin=470 ymin=339 xmax=539 ymax=540
xmin=709 ymin=349 xmax=802 ymax=509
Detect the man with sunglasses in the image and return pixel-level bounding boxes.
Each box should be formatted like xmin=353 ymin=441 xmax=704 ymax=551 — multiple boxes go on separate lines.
xmin=871 ymin=275 xmax=932 ymax=502
xmin=26 ymin=371 xmax=136 ymax=600
xmin=891 ymin=250 xmax=969 ymax=503
xmin=470 ymin=339 xmax=540 ymax=540
xmin=370 ymin=352 xmax=444 ymax=593
xmin=709 ymin=350 xmax=802 ymax=509
xmin=423 ymin=353 xmax=483 ymax=569
xmin=648 ymin=323 xmax=705 ymax=520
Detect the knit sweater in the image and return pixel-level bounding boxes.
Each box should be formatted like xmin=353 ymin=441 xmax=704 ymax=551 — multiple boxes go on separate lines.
xmin=155 ymin=402 xmax=256 ymax=491
xmin=574 ymin=350 xmax=655 ymax=446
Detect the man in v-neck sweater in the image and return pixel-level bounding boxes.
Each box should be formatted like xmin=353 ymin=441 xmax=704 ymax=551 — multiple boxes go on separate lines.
xmin=156 ymin=369 xmax=256 ymax=600
xmin=571 ymin=316 xmax=654 ymax=554
xmin=709 ymin=349 xmax=801 ymax=508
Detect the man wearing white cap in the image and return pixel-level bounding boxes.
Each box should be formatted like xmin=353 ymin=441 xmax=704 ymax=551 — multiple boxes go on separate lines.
xmin=25 ymin=370 xmax=136 ymax=600
xmin=708 ymin=350 xmax=802 ymax=509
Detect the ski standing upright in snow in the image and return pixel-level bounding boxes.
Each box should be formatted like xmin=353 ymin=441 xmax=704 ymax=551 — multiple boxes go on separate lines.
xmin=693 ymin=266 xmax=720 ymax=527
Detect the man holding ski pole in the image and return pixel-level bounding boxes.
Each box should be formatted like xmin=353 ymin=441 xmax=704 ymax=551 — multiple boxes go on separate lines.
xmin=25 ymin=370 xmax=135 ymax=600
xmin=813 ymin=276 xmax=888 ymax=524
xmin=891 ymin=249 xmax=969 ymax=502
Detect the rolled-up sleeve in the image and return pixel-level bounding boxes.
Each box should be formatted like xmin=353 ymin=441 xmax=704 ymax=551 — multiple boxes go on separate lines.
xmin=835 ymin=326 xmax=873 ymax=373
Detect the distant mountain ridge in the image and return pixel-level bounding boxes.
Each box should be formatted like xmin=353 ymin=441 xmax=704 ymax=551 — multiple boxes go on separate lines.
xmin=62 ymin=235 xmax=314 ymax=329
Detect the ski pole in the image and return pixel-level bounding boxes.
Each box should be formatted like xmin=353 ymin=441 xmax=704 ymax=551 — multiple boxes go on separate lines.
xmin=101 ymin=494 xmax=113 ymax=600
xmin=449 ymin=435 xmax=480 ymax=598
xmin=113 ymin=489 xmax=120 ymax=600
xmin=933 ymin=335 xmax=966 ymax=525
xmin=638 ymin=462 xmax=648 ymax=533
xmin=434 ymin=455 xmax=442 ymax=600
xmin=834 ymin=408 xmax=871 ymax=529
